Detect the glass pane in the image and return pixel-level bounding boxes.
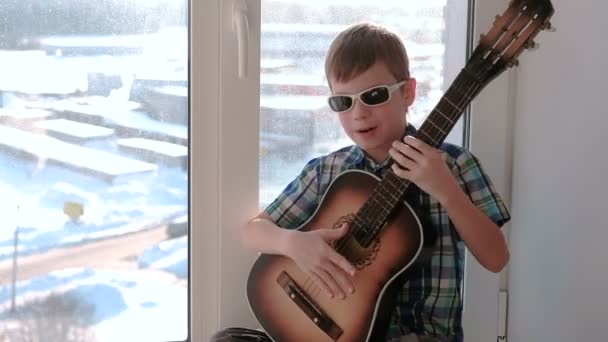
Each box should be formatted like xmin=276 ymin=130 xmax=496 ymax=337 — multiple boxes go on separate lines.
xmin=260 ymin=0 xmax=465 ymax=207
xmin=0 ymin=1 xmax=188 ymax=341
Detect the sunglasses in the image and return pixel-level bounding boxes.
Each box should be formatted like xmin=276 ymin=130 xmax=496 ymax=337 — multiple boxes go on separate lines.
xmin=327 ymin=80 xmax=408 ymax=113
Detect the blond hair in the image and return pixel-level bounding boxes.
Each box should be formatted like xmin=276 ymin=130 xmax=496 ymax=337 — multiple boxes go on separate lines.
xmin=325 ymin=23 xmax=410 ymax=89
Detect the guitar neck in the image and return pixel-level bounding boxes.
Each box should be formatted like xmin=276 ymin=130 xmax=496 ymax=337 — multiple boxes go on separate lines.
xmin=416 ymin=68 xmax=484 ymax=148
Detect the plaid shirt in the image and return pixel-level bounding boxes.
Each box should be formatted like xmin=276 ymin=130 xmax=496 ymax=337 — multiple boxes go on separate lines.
xmin=265 ymin=125 xmax=511 ymax=341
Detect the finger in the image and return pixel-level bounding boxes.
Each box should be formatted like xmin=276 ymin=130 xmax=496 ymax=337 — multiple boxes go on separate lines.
xmin=315 ymin=267 xmax=344 ymax=299
xmin=392 ymin=140 xmax=423 ymax=162
xmin=319 ymin=223 xmax=348 ymax=241
xmin=389 ymin=147 xmax=416 ymax=170
xmin=391 ymin=163 xmax=412 ymax=179
xmin=310 ymin=270 xmax=334 ymax=298
xmin=334 ymin=222 xmax=349 ymax=238
xmin=403 ymin=135 xmax=434 ymax=154
xmin=323 ymin=260 xmax=355 ymax=296
xmin=328 ymin=249 xmax=356 ymax=276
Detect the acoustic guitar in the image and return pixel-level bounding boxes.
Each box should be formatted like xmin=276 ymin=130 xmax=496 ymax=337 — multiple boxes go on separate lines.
xmin=247 ymin=1 xmax=555 ymax=341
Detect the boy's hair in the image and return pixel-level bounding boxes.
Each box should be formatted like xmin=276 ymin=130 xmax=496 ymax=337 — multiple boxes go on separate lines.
xmin=325 ymin=23 xmax=410 ymax=90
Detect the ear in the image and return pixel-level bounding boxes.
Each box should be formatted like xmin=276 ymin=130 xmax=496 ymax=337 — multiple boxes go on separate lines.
xmin=402 ymin=77 xmax=416 ymax=107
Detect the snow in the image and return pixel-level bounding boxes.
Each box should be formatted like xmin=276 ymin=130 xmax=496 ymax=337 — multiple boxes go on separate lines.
xmin=0 ymin=266 xmax=188 ymax=342
xmin=34 ymin=119 xmax=115 ymax=139
xmin=0 ymin=107 xmax=53 ymax=120
xmin=0 ymin=125 xmax=158 ymax=178
xmin=153 ymin=85 xmax=188 ymax=98
xmin=118 ymin=138 xmax=188 ymax=158
xmin=0 ymin=149 xmax=186 ymax=260
xmin=52 ymin=97 xmax=188 ymax=142
xmin=138 ymin=236 xmax=188 ymax=279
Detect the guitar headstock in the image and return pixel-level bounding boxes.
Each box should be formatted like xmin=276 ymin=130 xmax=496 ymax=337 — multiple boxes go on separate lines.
xmin=466 ymin=0 xmax=555 ymax=87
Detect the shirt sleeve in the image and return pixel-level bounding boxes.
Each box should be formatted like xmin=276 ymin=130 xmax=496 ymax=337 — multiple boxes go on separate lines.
xmin=264 ymin=158 xmax=321 ymax=229
xmin=452 ymin=150 xmax=511 ymax=227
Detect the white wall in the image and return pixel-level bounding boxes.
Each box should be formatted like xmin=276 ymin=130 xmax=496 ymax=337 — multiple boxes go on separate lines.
xmin=508 ymin=1 xmax=608 ymax=341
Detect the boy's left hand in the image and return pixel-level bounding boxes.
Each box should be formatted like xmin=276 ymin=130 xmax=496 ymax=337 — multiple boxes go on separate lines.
xmin=389 ymin=136 xmax=460 ymax=204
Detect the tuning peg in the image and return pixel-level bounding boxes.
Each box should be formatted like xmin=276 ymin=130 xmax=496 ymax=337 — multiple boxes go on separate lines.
xmin=542 ymin=21 xmax=556 ymax=32
xmin=507 ymin=59 xmax=520 ymax=68
xmin=525 ymin=40 xmax=539 ymax=51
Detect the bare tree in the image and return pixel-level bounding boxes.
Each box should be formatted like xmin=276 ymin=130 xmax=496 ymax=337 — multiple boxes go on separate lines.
xmin=4 ymin=292 xmax=97 ymax=342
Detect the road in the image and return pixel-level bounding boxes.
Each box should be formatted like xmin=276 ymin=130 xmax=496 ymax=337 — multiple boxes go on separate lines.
xmin=0 ymin=226 xmax=170 ymax=285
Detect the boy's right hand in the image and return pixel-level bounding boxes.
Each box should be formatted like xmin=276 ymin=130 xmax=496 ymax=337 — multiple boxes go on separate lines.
xmin=284 ymin=223 xmax=356 ymax=300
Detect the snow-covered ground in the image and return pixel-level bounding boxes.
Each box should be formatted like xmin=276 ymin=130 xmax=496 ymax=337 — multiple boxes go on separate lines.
xmin=138 ymin=236 xmax=187 ymax=279
xmin=0 ymin=242 xmax=188 ymax=341
xmin=0 ymin=151 xmax=187 ymax=261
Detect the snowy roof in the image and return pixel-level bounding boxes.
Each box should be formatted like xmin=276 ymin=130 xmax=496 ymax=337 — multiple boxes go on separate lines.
xmin=0 ymin=125 xmax=157 ymax=178
xmin=52 ymin=98 xmax=187 ymax=142
xmin=117 ymin=138 xmax=187 ymax=158
xmin=35 ymin=119 xmax=114 ymax=139
xmin=0 ymin=108 xmax=53 ymax=120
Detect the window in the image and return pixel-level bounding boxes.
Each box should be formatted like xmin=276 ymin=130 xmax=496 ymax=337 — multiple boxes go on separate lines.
xmin=0 ymin=1 xmax=188 ymax=341
xmin=259 ymin=0 xmax=467 ymax=207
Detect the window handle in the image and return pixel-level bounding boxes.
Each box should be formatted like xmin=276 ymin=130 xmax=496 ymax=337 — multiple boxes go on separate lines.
xmin=232 ymin=0 xmax=249 ymax=79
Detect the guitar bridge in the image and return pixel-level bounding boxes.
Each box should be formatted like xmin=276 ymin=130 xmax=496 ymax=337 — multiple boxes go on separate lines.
xmin=277 ymin=271 xmax=343 ymax=341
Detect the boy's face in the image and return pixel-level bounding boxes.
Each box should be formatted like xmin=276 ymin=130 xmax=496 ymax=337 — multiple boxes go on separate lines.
xmin=330 ymin=61 xmax=416 ymax=162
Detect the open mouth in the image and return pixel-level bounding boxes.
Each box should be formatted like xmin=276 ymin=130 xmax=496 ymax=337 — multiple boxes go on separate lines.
xmin=357 ymin=127 xmax=376 ymax=134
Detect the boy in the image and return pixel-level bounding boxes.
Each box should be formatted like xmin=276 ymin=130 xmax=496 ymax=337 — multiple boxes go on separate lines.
xmin=214 ymin=23 xmax=510 ymax=342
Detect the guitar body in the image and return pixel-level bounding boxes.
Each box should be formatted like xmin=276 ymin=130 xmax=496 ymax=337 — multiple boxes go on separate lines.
xmin=247 ymin=170 xmax=424 ymax=342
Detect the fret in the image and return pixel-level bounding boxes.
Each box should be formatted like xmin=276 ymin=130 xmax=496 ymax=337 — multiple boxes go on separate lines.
xmin=381 ymin=179 xmax=397 ymax=197
xmin=351 ymin=218 xmax=365 ymax=242
xmin=397 ymin=178 xmax=411 ymax=194
xmin=418 ymin=129 xmax=437 ymax=145
xmin=371 ymin=194 xmax=381 ymax=207
xmin=385 ymin=176 xmax=403 ymax=202
xmin=374 ymin=195 xmax=391 ymax=216
xmin=425 ymin=116 xmax=448 ymax=135
xmin=432 ymin=107 xmax=454 ymax=126
xmin=368 ymin=197 xmax=389 ymax=222
xmin=376 ymin=188 xmax=395 ymax=208
xmin=382 ymin=175 xmax=399 ymax=193
xmin=441 ymin=96 xmax=462 ymax=112
xmin=384 ymin=187 xmax=400 ymax=203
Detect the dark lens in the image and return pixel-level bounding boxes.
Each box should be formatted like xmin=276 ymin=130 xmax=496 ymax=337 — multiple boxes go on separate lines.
xmin=361 ymin=86 xmax=390 ymax=105
xmin=328 ymin=96 xmax=353 ymax=112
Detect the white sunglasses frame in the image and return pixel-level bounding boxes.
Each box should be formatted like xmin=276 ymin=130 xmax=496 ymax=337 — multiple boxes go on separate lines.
xmin=327 ymin=80 xmax=408 ymax=113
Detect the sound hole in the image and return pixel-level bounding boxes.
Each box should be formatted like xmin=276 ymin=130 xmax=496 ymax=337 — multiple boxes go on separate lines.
xmin=330 ymin=214 xmax=380 ymax=270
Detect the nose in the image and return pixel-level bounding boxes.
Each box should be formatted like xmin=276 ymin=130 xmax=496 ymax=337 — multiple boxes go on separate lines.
xmin=351 ymin=99 xmax=371 ymax=120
